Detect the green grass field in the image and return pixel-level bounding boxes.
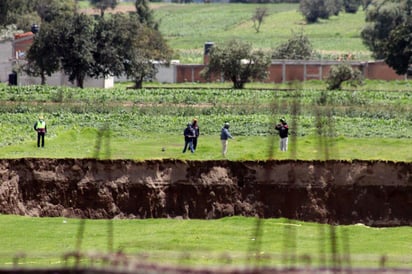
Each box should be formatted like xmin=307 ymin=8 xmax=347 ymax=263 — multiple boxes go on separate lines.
xmin=0 ymin=81 xmax=411 ymax=269
xmin=1 ymin=133 xmax=411 ymax=161
xmin=1 ymin=2 xmax=411 ymax=269
xmin=151 ymin=3 xmax=370 ymax=63
xmin=0 ymin=81 xmax=410 ymax=161
xmin=2 ymin=215 xmax=412 ymax=269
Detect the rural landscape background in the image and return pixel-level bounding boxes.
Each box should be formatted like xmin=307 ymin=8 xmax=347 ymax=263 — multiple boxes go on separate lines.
xmin=80 ymin=1 xmax=369 ymax=63
xmin=0 ymin=1 xmax=411 ymax=273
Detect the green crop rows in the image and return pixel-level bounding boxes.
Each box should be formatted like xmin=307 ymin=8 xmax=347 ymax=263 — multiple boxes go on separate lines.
xmin=0 ymin=83 xmax=411 ymax=149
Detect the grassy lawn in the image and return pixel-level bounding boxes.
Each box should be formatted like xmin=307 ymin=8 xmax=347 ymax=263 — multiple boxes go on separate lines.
xmin=1 ymin=131 xmax=411 ymax=162
xmin=1 ymin=215 xmax=412 ymax=268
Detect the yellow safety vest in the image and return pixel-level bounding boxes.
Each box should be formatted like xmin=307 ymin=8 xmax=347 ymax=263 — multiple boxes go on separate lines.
xmin=37 ymin=120 xmax=46 ymax=129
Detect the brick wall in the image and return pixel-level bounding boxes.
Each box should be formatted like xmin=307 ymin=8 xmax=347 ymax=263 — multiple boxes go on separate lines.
xmin=175 ymin=60 xmax=405 ymax=83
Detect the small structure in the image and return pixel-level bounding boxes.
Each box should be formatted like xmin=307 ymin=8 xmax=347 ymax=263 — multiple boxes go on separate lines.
xmin=11 ymin=31 xmax=114 ymax=88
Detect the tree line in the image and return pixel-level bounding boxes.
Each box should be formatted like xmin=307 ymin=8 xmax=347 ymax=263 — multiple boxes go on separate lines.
xmin=0 ymin=0 xmax=171 ymax=88
xmin=205 ymin=0 xmax=412 ymax=89
xmin=1 ymin=0 xmax=411 ymax=89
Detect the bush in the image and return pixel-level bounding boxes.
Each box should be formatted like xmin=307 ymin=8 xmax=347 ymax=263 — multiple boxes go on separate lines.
xmin=272 ymin=31 xmax=313 ymax=60
xmin=326 ymin=63 xmax=364 ymax=90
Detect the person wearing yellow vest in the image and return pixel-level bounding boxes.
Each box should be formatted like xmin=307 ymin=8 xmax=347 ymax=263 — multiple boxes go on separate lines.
xmin=34 ymin=115 xmax=47 ymax=147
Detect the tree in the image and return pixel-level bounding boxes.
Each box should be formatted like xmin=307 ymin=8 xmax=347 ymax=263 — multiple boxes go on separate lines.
xmin=362 ymin=0 xmax=373 ymax=10
xmin=25 ymin=22 xmax=60 ymax=85
xmin=90 ymin=0 xmax=118 ymax=17
xmin=272 ymin=31 xmax=313 ymax=60
xmin=135 ymin=0 xmax=158 ymax=29
xmin=35 ymin=0 xmax=76 ymax=23
xmin=0 ymin=0 xmax=37 ymax=30
xmin=201 ymin=40 xmax=271 ymax=89
xmin=384 ymin=20 xmax=412 ymax=75
xmin=251 ymin=7 xmax=269 ymax=33
xmin=326 ymin=62 xmax=363 ymax=90
xmin=56 ymin=14 xmax=96 ymax=88
xmin=361 ymin=0 xmax=411 ymax=59
xmin=93 ymin=14 xmax=172 ymax=88
xmin=343 ymin=0 xmax=361 ymax=13
xmin=0 ymin=0 xmax=75 ymax=30
xmin=92 ymin=15 xmax=126 ymax=78
xmin=299 ymin=0 xmax=342 ymax=23
xmin=123 ymin=16 xmax=173 ymax=88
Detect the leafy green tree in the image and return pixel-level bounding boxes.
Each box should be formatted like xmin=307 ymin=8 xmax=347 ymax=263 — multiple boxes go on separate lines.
xmin=25 ymin=22 xmax=60 ymax=85
xmin=124 ymin=16 xmax=172 ymax=88
xmin=326 ymin=62 xmax=363 ymax=90
xmin=201 ymin=40 xmax=271 ymax=89
xmin=0 ymin=0 xmax=75 ymax=30
xmin=93 ymin=14 xmax=172 ymax=88
xmin=362 ymin=0 xmax=373 ymax=9
xmin=0 ymin=1 xmax=11 ymax=26
xmin=299 ymin=0 xmax=342 ymax=23
xmin=251 ymin=7 xmax=269 ymax=33
xmin=56 ymin=14 xmax=96 ymax=88
xmin=92 ymin=15 xmax=125 ymax=78
xmin=35 ymin=0 xmax=76 ymax=23
xmin=384 ymin=19 xmax=412 ymax=75
xmin=343 ymin=0 xmax=361 ymax=13
xmin=90 ymin=0 xmax=118 ymax=17
xmin=361 ymin=0 xmax=411 ymax=59
xmin=272 ymin=31 xmax=313 ymax=60
xmin=0 ymin=0 xmax=37 ymax=30
xmin=135 ymin=0 xmax=158 ymax=29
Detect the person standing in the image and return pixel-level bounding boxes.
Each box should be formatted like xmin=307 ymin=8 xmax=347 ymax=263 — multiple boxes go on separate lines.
xmin=34 ymin=114 xmax=47 ymax=148
xmin=220 ymin=122 xmax=233 ymax=157
xmin=275 ymin=118 xmax=289 ymax=151
xmin=191 ymin=118 xmax=200 ymax=151
xmin=182 ymin=123 xmax=195 ymax=153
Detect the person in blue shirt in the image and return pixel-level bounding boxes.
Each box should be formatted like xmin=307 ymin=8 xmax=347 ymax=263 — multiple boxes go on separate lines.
xmin=220 ymin=122 xmax=233 ymax=157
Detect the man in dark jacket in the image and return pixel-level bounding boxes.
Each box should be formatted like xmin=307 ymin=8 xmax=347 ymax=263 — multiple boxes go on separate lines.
xmin=275 ymin=118 xmax=288 ymax=151
xmin=220 ymin=122 xmax=233 ymax=157
xmin=182 ymin=123 xmax=195 ymax=153
xmin=191 ymin=118 xmax=200 ymax=151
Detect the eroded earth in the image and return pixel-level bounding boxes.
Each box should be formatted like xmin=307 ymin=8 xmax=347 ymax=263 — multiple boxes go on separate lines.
xmin=1 ymin=159 xmax=411 ymax=227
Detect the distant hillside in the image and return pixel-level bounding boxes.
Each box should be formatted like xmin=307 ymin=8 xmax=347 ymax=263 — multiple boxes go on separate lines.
xmin=152 ymin=3 xmax=369 ymax=63
xmin=81 ymin=2 xmax=370 ymax=64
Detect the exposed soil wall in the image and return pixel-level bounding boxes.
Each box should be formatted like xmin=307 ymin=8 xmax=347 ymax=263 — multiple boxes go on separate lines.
xmin=0 ymin=159 xmax=411 ymax=226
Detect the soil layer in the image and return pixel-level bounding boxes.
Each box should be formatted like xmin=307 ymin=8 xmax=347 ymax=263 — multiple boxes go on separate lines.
xmin=0 ymin=159 xmax=411 ymax=226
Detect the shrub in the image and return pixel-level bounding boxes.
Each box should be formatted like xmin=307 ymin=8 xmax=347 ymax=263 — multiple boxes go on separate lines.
xmin=326 ymin=63 xmax=364 ymax=90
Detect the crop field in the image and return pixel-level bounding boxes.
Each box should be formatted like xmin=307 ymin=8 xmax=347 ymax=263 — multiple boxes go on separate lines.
xmin=0 ymin=81 xmax=410 ymax=160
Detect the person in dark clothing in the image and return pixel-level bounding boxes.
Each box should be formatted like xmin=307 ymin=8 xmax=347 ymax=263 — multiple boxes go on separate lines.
xmin=34 ymin=115 xmax=47 ymax=147
xmin=182 ymin=123 xmax=195 ymax=153
xmin=275 ymin=118 xmax=288 ymax=151
xmin=191 ymin=118 xmax=200 ymax=151
xmin=220 ymin=122 xmax=233 ymax=157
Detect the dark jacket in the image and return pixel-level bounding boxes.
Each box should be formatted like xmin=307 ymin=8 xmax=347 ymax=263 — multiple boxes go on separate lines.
xmin=184 ymin=126 xmax=195 ymax=141
xmin=275 ymin=123 xmax=288 ymax=138
xmin=192 ymin=124 xmax=200 ymax=137
xmin=220 ymin=127 xmax=233 ymax=140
